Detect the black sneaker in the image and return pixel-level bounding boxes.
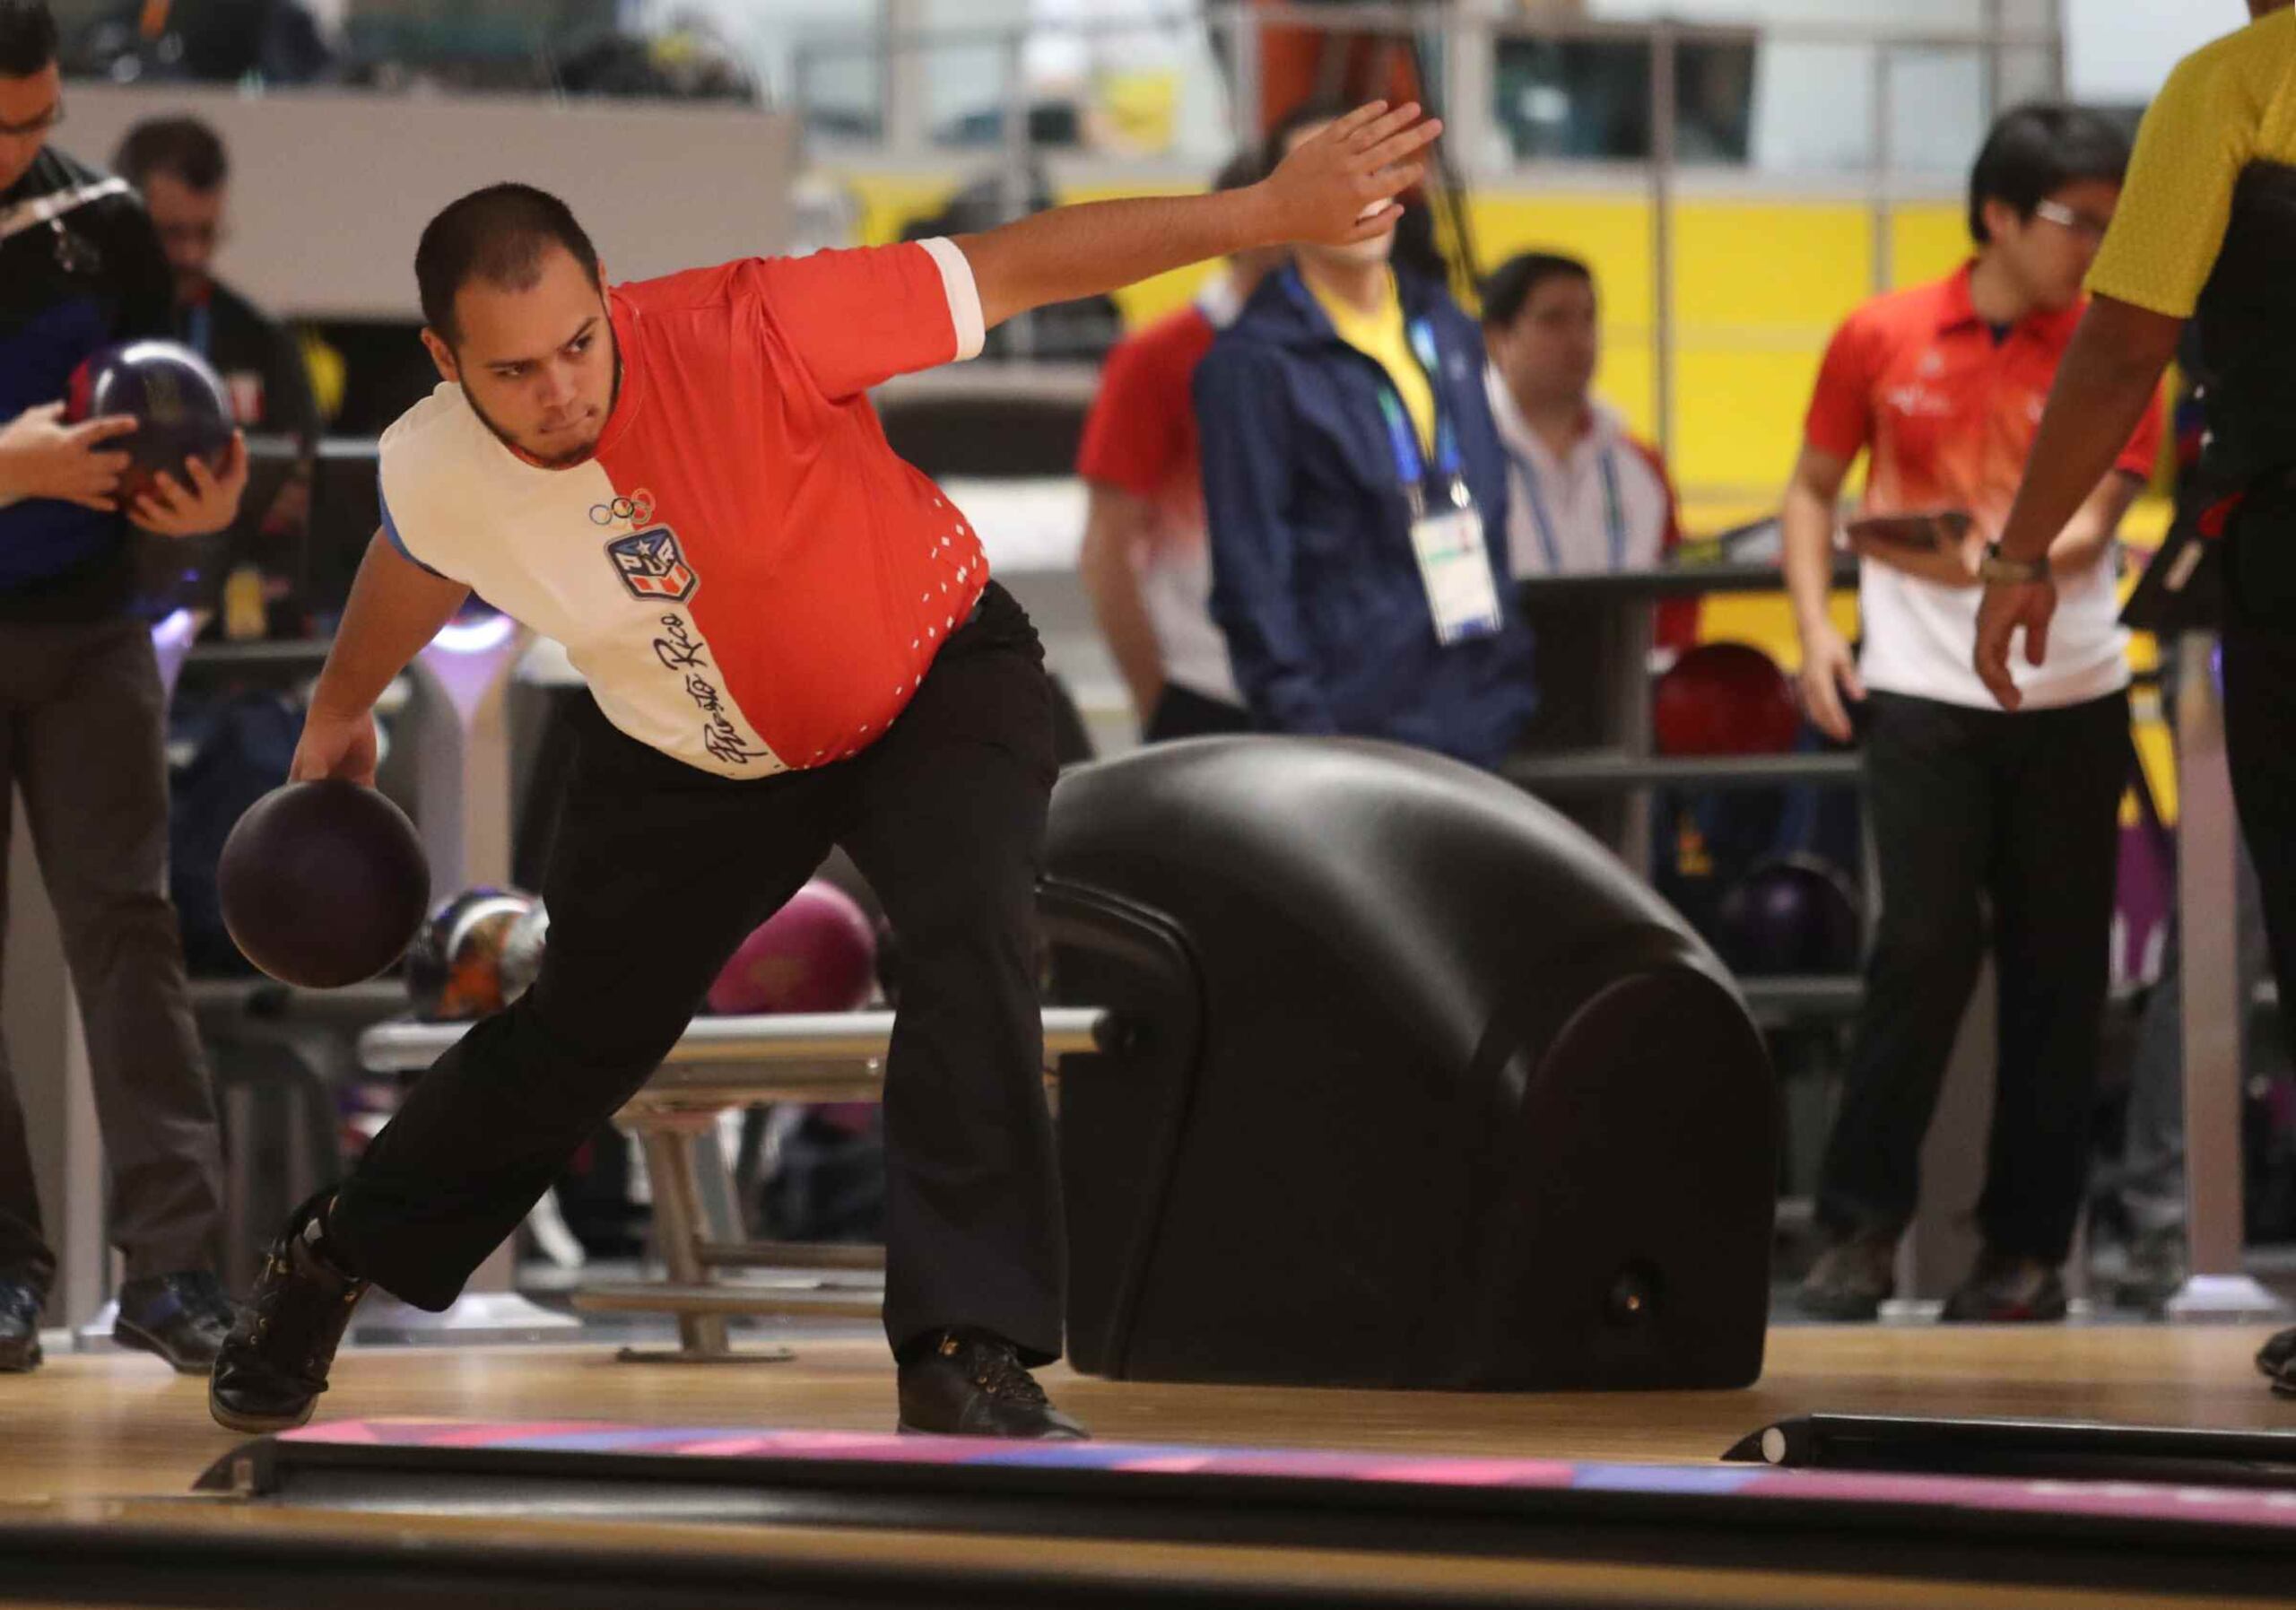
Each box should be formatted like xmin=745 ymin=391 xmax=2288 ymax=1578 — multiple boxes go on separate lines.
xmin=1796 ymin=1228 xmax=1899 ymax=1320
xmin=2259 ymin=1325 xmax=2296 ymax=1398
xmin=1941 ymin=1249 xmax=2067 ymax=1323
xmin=0 ymin=1279 xmax=41 ymax=1373
xmin=115 ymin=1271 xmax=236 ymax=1374
xmin=209 ymin=1199 xmax=369 ymax=1434
xmin=897 ymin=1329 xmax=1088 ymax=1440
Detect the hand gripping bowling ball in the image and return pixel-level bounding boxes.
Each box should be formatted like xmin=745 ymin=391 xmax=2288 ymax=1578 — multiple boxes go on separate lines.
xmin=405 ymin=887 xmax=549 ymax=1022
xmin=218 ymin=779 xmax=431 ymax=988
xmin=65 ymin=339 xmax=235 ymax=505
xmin=707 ymin=881 xmax=879 ymax=1015
xmin=1713 ymin=854 xmax=1864 ymax=977
xmin=1653 ymin=641 xmax=1802 ymax=757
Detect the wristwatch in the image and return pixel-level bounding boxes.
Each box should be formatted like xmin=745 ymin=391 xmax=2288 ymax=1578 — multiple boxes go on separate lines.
xmin=1978 ymin=542 xmax=2050 ymax=585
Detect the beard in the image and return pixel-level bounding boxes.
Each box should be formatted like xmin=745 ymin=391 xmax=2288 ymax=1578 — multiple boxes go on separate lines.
xmin=463 ymin=349 xmax=623 ymax=469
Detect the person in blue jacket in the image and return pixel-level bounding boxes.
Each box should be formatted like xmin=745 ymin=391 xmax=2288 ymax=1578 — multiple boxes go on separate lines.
xmin=1196 ymin=103 xmax=1535 ymax=770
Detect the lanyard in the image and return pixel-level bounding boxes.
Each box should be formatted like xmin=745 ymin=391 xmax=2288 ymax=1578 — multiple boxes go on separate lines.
xmin=182 ymin=299 xmax=212 ymax=359
xmin=1374 ymin=320 xmax=1464 ymax=516
xmin=1509 ymin=439 xmax=1625 ymax=573
xmin=0 ymin=177 xmax=128 ymax=244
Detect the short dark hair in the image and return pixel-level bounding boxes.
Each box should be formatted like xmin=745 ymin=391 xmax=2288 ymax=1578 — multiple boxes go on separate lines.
xmin=1212 ymin=148 xmax=1264 ymax=195
xmin=1260 ymin=98 xmax=1355 ymax=179
xmin=0 ymin=0 xmax=57 ymax=77
xmin=1481 ymin=252 xmax=1595 ymax=328
xmin=414 ymin=183 xmax=603 ymax=345
xmin=1968 ymin=103 xmax=2131 ymax=245
xmin=114 ymin=116 xmax=229 ymax=192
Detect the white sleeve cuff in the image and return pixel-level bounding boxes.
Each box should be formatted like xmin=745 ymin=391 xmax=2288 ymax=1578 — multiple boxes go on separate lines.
xmin=918 ymin=236 xmax=987 ymax=362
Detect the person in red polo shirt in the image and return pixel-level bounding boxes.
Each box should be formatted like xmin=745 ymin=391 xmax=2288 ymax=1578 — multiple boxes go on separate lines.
xmin=1074 ymin=150 xmax=1281 ymax=740
xmin=207 ymin=100 xmax=1443 ymax=1440
xmin=1782 ymin=106 xmax=2163 ymax=1324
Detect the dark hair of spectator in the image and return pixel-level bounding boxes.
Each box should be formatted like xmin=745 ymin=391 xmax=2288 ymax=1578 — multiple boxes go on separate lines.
xmin=1968 ymin=103 xmax=2132 ymax=245
xmin=1481 ymin=252 xmax=1595 ymax=328
xmin=114 ymin=116 xmax=229 ymax=192
xmin=0 ymin=0 xmax=57 ymax=77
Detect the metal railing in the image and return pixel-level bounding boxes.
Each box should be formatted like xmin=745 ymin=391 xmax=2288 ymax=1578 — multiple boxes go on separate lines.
xmin=791 ymin=3 xmax=2065 ymax=454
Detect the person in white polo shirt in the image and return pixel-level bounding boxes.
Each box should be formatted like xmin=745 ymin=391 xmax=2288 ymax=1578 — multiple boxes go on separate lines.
xmin=1482 ymin=251 xmax=1692 ymax=756
xmin=1483 ymin=253 xmax=1682 ymax=584
xmin=1784 ymin=107 xmax=2161 ymax=1324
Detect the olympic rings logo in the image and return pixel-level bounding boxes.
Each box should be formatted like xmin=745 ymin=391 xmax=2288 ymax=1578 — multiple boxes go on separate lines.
xmin=589 ymin=489 xmax=657 ymax=527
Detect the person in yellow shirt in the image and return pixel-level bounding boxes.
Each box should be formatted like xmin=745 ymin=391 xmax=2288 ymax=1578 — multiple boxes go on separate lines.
xmin=1970 ymin=0 xmax=2296 ymax=1397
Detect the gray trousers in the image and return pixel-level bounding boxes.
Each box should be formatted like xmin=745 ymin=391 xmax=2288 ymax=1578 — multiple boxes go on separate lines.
xmin=0 ymin=617 xmax=222 ymax=1292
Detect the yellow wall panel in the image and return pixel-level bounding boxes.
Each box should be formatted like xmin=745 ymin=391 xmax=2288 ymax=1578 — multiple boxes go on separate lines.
xmin=1669 ymin=348 xmax=1827 ymax=494
xmin=1672 ymin=203 xmax=1869 ymax=330
xmin=1469 ymin=196 xmax=1655 ymax=326
xmin=1887 ymin=202 xmax=1970 ymax=289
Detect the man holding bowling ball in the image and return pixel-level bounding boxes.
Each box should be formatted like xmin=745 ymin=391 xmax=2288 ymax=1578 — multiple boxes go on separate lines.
xmin=208 ymin=104 xmax=1446 ymax=1436
xmin=0 ymin=0 xmax=253 ymax=1377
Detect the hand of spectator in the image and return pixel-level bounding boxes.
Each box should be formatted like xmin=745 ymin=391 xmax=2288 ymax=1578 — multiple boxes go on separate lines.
xmin=291 ymin=702 xmax=380 ymax=788
xmin=129 ymin=431 xmax=250 ymax=538
xmin=1973 ymin=579 xmax=2055 ymax=712
xmin=1258 ymin=100 xmax=1442 ymax=247
xmin=1796 ymin=621 xmax=1866 ymax=743
xmin=0 ymin=403 xmax=136 ymax=511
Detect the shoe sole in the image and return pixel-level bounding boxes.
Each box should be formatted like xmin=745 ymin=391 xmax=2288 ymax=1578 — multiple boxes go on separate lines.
xmin=1938 ymin=1304 xmax=2069 ymax=1323
xmin=1794 ymin=1294 xmax=1887 ymax=1322
xmin=893 ymin=1419 xmax=1091 ymax=1441
xmin=207 ymin=1383 xmax=317 ymax=1435
xmin=112 ymin=1320 xmax=217 ymax=1377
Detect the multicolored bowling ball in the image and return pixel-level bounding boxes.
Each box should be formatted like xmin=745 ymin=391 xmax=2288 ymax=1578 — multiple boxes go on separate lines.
xmin=1713 ymin=854 xmax=1863 ymax=977
xmin=65 ymin=339 xmax=235 ymax=505
xmin=707 ymin=881 xmax=879 ymax=1015
xmin=218 ymin=779 xmax=431 ymax=989
xmin=405 ymin=886 xmax=548 ymax=1022
xmin=1653 ymin=641 xmax=1802 ymax=757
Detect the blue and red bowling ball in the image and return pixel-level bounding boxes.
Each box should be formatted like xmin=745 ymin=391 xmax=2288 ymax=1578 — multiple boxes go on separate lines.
xmin=65 ymin=339 xmax=235 ymax=505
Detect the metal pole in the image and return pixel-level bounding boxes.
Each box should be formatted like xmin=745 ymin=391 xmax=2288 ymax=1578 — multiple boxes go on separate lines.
xmin=883 ymin=0 xmax=929 ymax=156
xmin=1232 ymin=0 xmax=1265 ymax=144
xmin=1982 ymin=0 xmax=2005 ymax=123
xmin=1002 ymin=28 xmax=1035 ymax=360
xmin=2166 ymin=634 xmax=2290 ymax=1318
xmin=1648 ymin=22 xmax=1676 ymax=461
xmin=1442 ymin=0 xmax=1497 ymax=187
xmin=1870 ymin=43 xmax=1892 ymax=295
xmin=360 ymin=1009 xmax=1115 ymax=1075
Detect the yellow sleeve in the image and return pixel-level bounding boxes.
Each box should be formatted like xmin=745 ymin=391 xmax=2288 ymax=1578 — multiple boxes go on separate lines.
xmin=2086 ymin=21 xmax=2278 ymax=318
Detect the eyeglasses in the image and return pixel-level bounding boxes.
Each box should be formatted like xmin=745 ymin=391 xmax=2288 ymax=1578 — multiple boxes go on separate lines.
xmin=0 ymin=102 xmax=63 ymax=141
xmin=2032 ymin=199 xmax=2111 ymax=243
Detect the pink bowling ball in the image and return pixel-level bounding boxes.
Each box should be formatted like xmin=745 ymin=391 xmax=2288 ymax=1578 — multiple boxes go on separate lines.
xmin=707 ymin=880 xmax=879 ymax=1015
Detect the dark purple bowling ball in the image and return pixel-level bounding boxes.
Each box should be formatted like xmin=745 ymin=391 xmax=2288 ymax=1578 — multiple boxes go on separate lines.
xmin=1714 ymin=855 xmax=1863 ymax=977
xmin=66 ymin=339 xmax=235 ymax=504
xmin=219 ymin=779 xmax=432 ymax=988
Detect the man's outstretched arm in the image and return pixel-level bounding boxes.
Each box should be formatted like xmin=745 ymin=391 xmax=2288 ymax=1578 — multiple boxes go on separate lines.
xmin=954 ymin=101 xmax=1438 ymax=328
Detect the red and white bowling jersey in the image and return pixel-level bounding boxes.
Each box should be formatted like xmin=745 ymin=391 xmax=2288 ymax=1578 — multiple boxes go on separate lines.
xmin=378 ymin=239 xmax=989 ymax=777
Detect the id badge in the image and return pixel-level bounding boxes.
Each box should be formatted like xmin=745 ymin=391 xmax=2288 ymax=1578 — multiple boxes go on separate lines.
xmin=1410 ymin=495 xmax=1502 ymax=646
